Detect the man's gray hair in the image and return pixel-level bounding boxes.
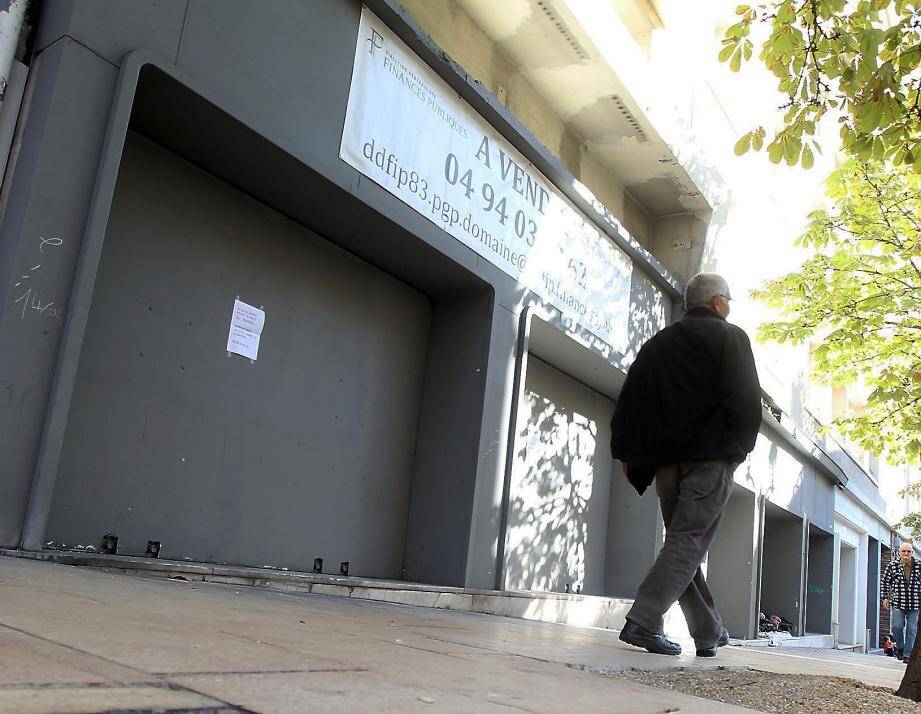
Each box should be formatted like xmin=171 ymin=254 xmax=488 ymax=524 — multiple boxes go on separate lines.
xmin=685 ymin=273 xmax=732 ymax=309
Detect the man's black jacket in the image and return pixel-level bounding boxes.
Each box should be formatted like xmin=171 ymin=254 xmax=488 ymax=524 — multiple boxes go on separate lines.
xmin=610 ymin=306 xmax=762 ymax=494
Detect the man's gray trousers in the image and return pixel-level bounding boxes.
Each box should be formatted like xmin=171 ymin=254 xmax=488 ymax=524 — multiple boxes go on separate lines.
xmin=626 ymin=460 xmax=736 ymax=646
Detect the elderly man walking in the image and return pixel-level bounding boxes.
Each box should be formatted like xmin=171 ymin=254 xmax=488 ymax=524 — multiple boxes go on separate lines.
xmin=610 ymin=273 xmax=762 ymax=657
xmin=882 ymin=542 xmax=921 ymax=663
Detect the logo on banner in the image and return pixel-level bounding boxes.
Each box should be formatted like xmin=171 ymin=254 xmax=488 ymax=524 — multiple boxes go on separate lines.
xmin=367 ymin=28 xmax=384 ymax=56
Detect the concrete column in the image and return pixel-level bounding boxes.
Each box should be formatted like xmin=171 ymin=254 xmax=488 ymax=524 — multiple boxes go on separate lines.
xmin=867 ymin=537 xmax=881 ymax=649
xmin=0 ymin=38 xmax=117 ymax=547
xmin=465 ymin=302 xmax=519 ymax=589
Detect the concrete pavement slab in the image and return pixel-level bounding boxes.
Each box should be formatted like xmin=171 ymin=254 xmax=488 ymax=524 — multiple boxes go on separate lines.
xmin=0 ymin=683 xmax=228 ymax=714
xmin=0 ymin=627 xmax=162 ymax=688
xmin=2 ymin=555 xmax=904 ymax=712
xmin=171 ymin=665 xmax=740 ymax=713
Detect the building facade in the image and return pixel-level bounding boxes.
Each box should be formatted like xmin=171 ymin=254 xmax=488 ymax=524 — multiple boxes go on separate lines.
xmin=0 ymin=0 xmax=912 ymax=649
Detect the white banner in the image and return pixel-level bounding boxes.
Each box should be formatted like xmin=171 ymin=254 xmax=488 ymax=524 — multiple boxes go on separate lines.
xmin=340 ymin=7 xmax=633 ymax=352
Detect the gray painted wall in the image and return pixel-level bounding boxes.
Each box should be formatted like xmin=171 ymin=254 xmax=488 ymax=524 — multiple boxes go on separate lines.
xmin=838 ymin=543 xmax=859 ymax=644
xmin=708 ymin=486 xmax=758 ymax=638
xmin=806 ymin=525 xmax=835 ymax=635
xmin=46 ymin=132 xmax=432 ymax=577
xmin=760 ymin=436 xmax=836 ymax=532
xmin=0 ymin=38 xmax=118 ymax=545
xmin=867 ymin=537 xmax=880 ymax=647
xmin=403 ymin=294 xmax=493 ymax=586
xmin=604 ymin=459 xmax=659 ymax=599
xmin=505 ymin=356 xmax=614 ymax=595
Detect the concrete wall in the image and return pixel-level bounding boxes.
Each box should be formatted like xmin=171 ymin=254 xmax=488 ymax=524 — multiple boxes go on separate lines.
xmin=806 ymin=525 xmax=835 ymax=635
xmin=867 ymin=537 xmax=880 ymax=647
xmin=45 ymin=132 xmax=434 ymax=577
xmin=838 ymin=543 xmax=858 ymax=645
xmin=0 ymin=36 xmax=119 ymax=546
xmin=604 ymin=455 xmax=660 ymax=599
xmin=742 ymin=431 xmax=836 ymax=531
xmin=506 ymin=356 xmax=615 ymax=595
xmin=403 ymin=293 xmax=494 ymax=586
xmin=708 ymin=485 xmax=758 ymax=638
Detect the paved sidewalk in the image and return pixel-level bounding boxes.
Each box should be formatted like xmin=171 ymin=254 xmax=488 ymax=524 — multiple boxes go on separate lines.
xmin=0 ymin=557 xmax=906 ymax=712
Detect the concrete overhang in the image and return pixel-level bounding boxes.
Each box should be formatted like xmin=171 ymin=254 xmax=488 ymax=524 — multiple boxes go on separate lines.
xmin=455 ymin=0 xmax=719 ymax=218
xmin=760 ymin=403 xmax=849 ymax=488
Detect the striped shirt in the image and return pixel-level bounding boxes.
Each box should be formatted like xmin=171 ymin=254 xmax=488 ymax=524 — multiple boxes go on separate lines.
xmin=882 ymin=557 xmax=921 ymax=611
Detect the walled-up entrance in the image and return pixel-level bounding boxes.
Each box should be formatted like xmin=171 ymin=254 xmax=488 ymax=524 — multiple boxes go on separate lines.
xmin=45 ymin=133 xmax=429 ymax=577
xmin=43 ymin=118 xmax=494 ymax=584
xmin=708 ymin=485 xmax=758 ymax=638
xmin=504 ymin=351 xmax=659 ymax=597
xmin=806 ymin=524 xmax=835 ymax=635
xmin=838 ymin=542 xmax=858 ymax=645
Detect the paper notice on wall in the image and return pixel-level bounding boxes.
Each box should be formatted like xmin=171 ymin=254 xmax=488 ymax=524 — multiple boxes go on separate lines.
xmin=226 ymin=299 xmax=265 ymax=360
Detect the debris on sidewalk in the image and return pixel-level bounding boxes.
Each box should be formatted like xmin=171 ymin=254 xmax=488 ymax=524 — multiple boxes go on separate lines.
xmin=608 ymin=668 xmax=921 ymax=713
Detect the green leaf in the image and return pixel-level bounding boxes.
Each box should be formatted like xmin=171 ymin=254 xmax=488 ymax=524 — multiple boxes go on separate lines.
xmin=859 ymin=28 xmax=881 ymax=70
xmin=802 ymin=144 xmax=815 ymax=169
xmin=730 ymin=49 xmax=743 ymax=72
xmin=734 ymin=132 xmax=753 ymax=155
xmin=718 ymin=44 xmax=735 ymax=63
xmin=777 ymin=2 xmax=796 ymax=23
xmin=768 ymin=140 xmax=785 ymax=163
xmin=856 ymin=101 xmax=884 ymax=133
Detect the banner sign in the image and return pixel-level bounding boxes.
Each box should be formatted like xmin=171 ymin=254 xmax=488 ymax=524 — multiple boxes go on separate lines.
xmin=340 ymin=7 xmax=633 ymax=352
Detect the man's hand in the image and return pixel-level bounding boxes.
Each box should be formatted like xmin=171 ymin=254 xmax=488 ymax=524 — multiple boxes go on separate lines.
xmin=883 ymin=598 xmax=889 ymax=610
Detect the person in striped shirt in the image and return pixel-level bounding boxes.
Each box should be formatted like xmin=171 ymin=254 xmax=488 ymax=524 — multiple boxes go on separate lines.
xmin=882 ymin=542 xmax=921 ymax=663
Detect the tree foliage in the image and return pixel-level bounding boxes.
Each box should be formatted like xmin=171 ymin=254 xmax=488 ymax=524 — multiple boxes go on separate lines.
xmin=721 ymin=1 xmax=921 ymax=168
xmin=752 ymin=159 xmax=921 ymax=464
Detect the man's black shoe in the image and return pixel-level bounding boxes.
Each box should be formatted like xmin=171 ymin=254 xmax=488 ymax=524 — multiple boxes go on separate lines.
xmin=696 ymin=627 xmax=730 ymax=657
xmin=618 ymin=620 xmax=681 ymax=656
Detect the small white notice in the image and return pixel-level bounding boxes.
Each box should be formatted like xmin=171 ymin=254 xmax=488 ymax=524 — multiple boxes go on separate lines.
xmin=226 ymin=299 xmax=265 ymax=360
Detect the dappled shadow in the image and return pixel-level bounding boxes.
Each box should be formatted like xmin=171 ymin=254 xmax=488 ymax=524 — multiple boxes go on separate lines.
xmin=624 ymin=271 xmax=669 ymax=363
xmin=504 ymin=361 xmax=611 ymax=595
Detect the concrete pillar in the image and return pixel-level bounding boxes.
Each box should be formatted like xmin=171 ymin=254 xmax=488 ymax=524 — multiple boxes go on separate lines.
xmin=466 ymin=302 xmax=519 ymax=589
xmin=867 ymin=537 xmax=881 ymax=648
xmin=0 ymin=38 xmax=117 ymax=547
